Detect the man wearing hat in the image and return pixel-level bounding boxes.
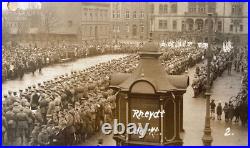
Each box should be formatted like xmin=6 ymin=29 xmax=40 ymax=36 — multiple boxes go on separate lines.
xmin=2 ymin=114 xmax=7 ymax=145
xmin=210 ymin=99 xmax=216 ymax=120
xmin=30 ymin=89 xmax=39 ymax=110
xmin=13 ymin=102 xmax=21 ymax=115
xmin=216 ymin=101 xmax=223 ymax=120
xmin=58 ymin=112 xmax=67 ymax=130
xmin=37 ymin=125 xmax=49 ymax=146
xmin=65 ymin=108 xmax=75 ymax=145
xmin=5 ymin=106 xmax=16 ymax=145
xmin=7 ymin=91 xmax=15 ymax=105
xmin=13 ymin=91 xmax=20 ymax=102
xmin=19 ymin=89 xmax=23 ymax=98
xmin=74 ymin=106 xmax=81 ymax=144
xmin=38 ymin=95 xmax=49 ymax=124
xmin=29 ymin=123 xmax=40 ymax=146
xmin=16 ymin=107 xmax=29 ymax=145
xmin=24 ymin=102 xmax=34 ymax=141
xmin=51 ymin=113 xmax=59 ymax=126
xmin=8 ymin=90 xmax=12 ymax=96
xmin=47 ymin=100 xmax=55 ymax=119
xmin=20 ymin=96 xmax=28 ymax=107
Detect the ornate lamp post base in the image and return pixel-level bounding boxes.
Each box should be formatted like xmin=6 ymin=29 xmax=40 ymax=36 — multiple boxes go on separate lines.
xmin=202 ymin=126 xmax=213 ymax=145
xmin=202 ymin=91 xmax=213 ymax=146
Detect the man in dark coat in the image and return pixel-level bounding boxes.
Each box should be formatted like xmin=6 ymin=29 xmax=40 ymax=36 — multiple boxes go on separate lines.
xmin=216 ymin=102 xmax=222 ymax=120
xmin=65 ymin=107 xmax=75 ymax=146
xmin=223 ymin=103 xmax=229 ymax=122
xmin=227 ymin=56 xmax=233 ymax=75
xmin=210 ymin=100 xmax=216 ymax=120
xmin=38 ymin=96 xmax=49 ymax=124
xmin=228 ymin=104 xmax=235 ymax=122
xmin=30 ymin=90 xmax=39 ymax=110
xmin=2 ymin=115 xmax=7 ymax=145
xmin=16 ymin=107 xmax=29 ymax=145
xmin=5 ymin=106 xmax=16 ymax=145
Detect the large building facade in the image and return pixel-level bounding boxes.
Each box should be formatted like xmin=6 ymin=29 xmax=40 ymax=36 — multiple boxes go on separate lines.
xmin=41 ymin=2 xmax=82 ymax=46
xmin=2 ymin=9 xmax=42 ymax=46
xmin=3 ymin=2 xmax=248 ymax=46
xmin=41 ymin=2 xmax=111 ymax=46
xmin=151 ymin=2 xmax=248 ymax=43
xmin=110 ymin=2 xmax=152 ymax=42
xmin=81 ymin=2 xmax=111 ymax=45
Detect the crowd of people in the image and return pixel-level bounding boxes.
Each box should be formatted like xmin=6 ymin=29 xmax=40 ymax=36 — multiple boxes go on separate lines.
xmin=191 ymin=46 xmax=233 ymax=97
xmin=225 ymin=46 xmax=248 ymax=126
xmin=2 ymin=54 xmax=139 ymax=146
xmin=2 ymin=43 xmax=139 ymax=82
xmin=2 ymin=43 xmax=205 ymax=146
xmin=160 ymin=47 xmax=204 ymax=75
xmin=191 ymin=44 xmax=248 ymax=127
xmin=210 ymin=92 xmax=247 ymax=127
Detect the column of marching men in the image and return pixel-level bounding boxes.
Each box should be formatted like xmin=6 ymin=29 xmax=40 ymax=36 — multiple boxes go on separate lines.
xmin=191 ymin=44 xmax=248 ymax=127
xmin=191 ymin=46 xmax=232 ymax=97
xmin=2 ymin=45 xmax=206 ymax=146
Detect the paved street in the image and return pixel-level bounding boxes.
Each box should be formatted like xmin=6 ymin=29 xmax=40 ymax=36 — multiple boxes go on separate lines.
xmin=2 ymin=54 xmax=128 ymax=97
xmin=182 ymin=62 xmax=248 ymax=146
xmin=81 ymin=61 xmax=248 ymax=146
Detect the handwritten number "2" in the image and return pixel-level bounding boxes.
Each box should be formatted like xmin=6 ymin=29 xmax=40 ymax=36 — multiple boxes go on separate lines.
xmin=224 ymin=127 xmax=231 ymax=136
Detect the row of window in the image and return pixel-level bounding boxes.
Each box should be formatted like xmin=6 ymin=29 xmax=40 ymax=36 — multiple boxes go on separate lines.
xmin=229 ymin=24 xmax=244 ymax=32
xmin=82 ymin=23 xmax=244 ymax=35
xmin=159 ymin=20 xmax=177 ymax=30
xmin=82 ymin=25 xmax=109 ymax=36
xmin=159 ymin=3 xmax=177 ymax=14
xmin=188 ymin=3 xmax=216 ymax=13
xmin=6 ymin=22 xmax=29 ymax=28
xmin=82 ymin=9 xmax=109 ymax=19
xmin=189 ymin=7 xmax=216 ymax=13
xmin=112 ymin=24 xmax=145 ymax=34
xmin=113 ymin=11 xmax=144 ymax=19
xmin=159 ymin=19 xmax=244 ymax=33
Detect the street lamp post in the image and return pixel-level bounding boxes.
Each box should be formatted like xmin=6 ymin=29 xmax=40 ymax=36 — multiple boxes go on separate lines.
xmin=202 ymin=13 xmax=213 ymax=146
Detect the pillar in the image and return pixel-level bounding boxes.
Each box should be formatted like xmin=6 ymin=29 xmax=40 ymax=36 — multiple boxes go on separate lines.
xmin=180 ymin=96 xmax=184 ymax=132
xmin=174 ymin=93 xmax=181 ymax=140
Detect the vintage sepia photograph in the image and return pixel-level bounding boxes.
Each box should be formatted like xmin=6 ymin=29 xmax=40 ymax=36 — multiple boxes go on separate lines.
xmin=1 ymin=2 xmax=248 ymax=146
